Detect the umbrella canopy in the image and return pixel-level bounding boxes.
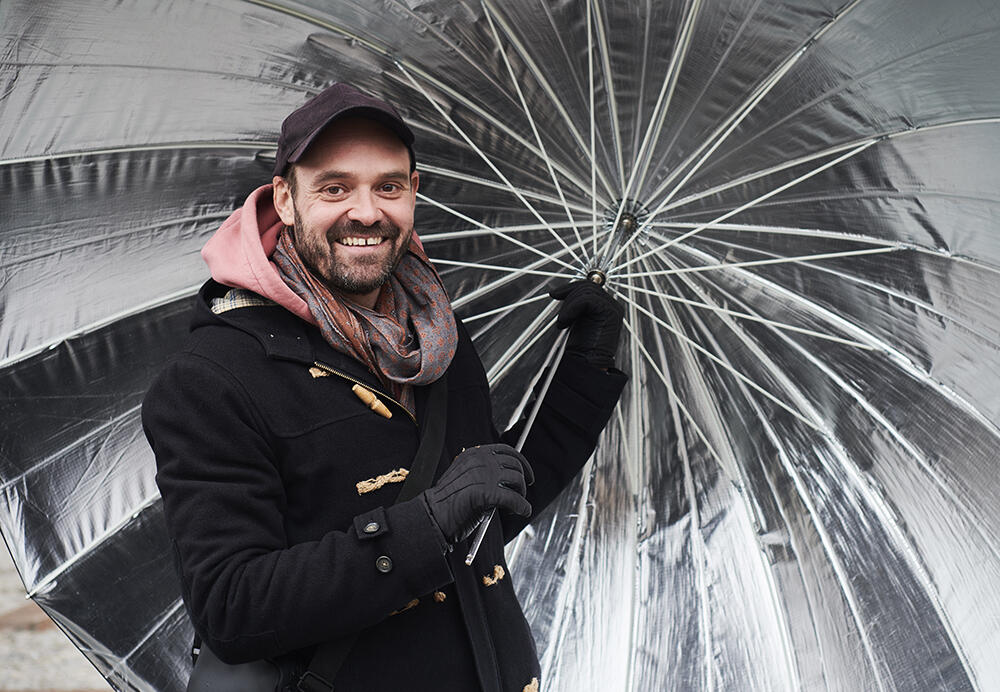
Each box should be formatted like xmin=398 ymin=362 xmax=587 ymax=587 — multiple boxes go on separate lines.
xmin=2 ymin=0 xmax=1000 ymax=690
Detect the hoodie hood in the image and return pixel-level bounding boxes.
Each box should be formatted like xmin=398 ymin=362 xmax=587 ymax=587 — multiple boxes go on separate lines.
xmin=202 ymin=184 xmax=315 ymax=323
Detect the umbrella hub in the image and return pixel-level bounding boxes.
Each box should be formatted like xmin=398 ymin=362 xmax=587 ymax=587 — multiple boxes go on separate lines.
xmin=600 ymin=198 xmax=650 ymax=271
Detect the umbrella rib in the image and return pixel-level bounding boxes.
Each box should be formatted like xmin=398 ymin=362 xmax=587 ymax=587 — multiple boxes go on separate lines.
xmin=650 ymin=116 xmax=1000 ymax=217
xmin=419 ymin=164 xmax=593 ymax=215
xmin=629 ymin=282 xmax=717 ymax=689
xmin=450 ymin=229 xmax=609 ymax=310
xmin=595 ymin=0 xmax=705 ymax=266
xmin=537 ymin=434 xmax=600 ymax=685
xmin=0 ymin=140 xmax=273 ymax=167
xmin=612 ymin=287 xmax=822 ymax=432
xmin=460 ymin=294 xmax=551 ymax=323
xmin=706 ymin=26 xmax=1000 ymax=172
xmin=485 ymin=304 xmax=559 ymax=386
xmin=238 ymin=0 xmax=605 ymax=202
xmin=480 ymin=1 xmax=594 ymax=261
xmin=466 ymin=331 xmax=569 ymax=565
xmin=627 ymin=0 xmax=705 ymax=200
xmin=614 ymin=246 xmax=899 ymax=280
xmin=2 ymin=212 xmax=234 ymax=270
xmin=399 ymin=63 xmax=582 ymax=270
xmin=655 ymin=0 xmax=766 ymax=165
xmin=657 ymin=236 xmax=1000 ymax=440
xmin=432 ymin=257 xmax=567 ymax=280
xmin=589 ymin=0 xmax=626 ymax=192
xmin=639 ymin=0 xmax=863 ymax=209
xmin=635 ymin=257 xmax=898 ymax=689
xmin=588 ymin=0 xmax=599 ymax=261
xmin=646 ymin=280 xmax=800 ymax=690
xmin=503 ymin=324 xmax=572 ymax=433
xmin=620 ymin=315 xmax=729 ymax=472
xmin=476 ymin=0 xmax=618 ymax=202
xmin=620 ymin=281 xmax=644 ymax=692
xmin=419 ymin=220 xmax=583 ymax=243
xmin=651 ymin=138 xmax=877 ymax=215
xmin=0 ymin=283 xmax=201 ymax=370
xmin=25 ymin=492 xmax=161 ymax=598
xmin=645 ymin=220 xmax=906 ymax=246
xmin=675 ymin=254 xmax=982 ymax=688
xmin=685 ymin=255 xmax=1000 ymax=570
xmin=620 ymin=282 xmax=874 ymax=350
xmin=670 ymin=185 xmax=1000 ymax=217
xmin=656 ymin=226 xmax=1000 ymax=351
xmin=416 ymin=192 xmax=579 ymax=272
xmin=609 ymin=138 xmax=879 ymax=274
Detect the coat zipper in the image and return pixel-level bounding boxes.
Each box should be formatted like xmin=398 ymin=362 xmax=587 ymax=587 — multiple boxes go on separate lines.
xmin=311 ymin=361 xmax=418 ymax=425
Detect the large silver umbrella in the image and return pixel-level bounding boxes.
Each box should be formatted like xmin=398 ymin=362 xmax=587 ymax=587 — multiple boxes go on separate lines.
xmin=2 ymin=0 xmax=999 ymax=690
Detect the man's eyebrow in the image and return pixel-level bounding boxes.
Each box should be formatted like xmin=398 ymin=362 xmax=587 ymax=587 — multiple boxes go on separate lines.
xmin=310 ymin=170 xmax=411 ymax=186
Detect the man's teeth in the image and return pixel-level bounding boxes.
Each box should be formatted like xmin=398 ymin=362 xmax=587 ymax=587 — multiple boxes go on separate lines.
xmin=338 ymin=237 xmax=384 ymax=246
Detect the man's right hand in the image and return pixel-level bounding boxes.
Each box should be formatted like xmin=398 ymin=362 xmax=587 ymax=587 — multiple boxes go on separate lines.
xmin=422 ymin=443 xmax=534 ymax=545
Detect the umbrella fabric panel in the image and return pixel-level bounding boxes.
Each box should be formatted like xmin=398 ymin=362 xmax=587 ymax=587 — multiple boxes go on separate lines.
xmin=33 ymin=504 xmax=192 ymax=692
xmin=0 ymin=300 xmax=193 ymax=688
xmin=0 ymin=299 xmax=189 ymax=589
xmin=0 ymin=152 xmax=268 ymax=364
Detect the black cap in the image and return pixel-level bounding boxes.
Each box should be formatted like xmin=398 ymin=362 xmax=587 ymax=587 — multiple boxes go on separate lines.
xmin=273 ymin=83 xmax=415 ymax=177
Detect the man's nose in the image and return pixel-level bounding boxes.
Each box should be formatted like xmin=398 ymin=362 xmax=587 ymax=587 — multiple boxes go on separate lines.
xmin=346 ymin=190 xmax=383 ymax=226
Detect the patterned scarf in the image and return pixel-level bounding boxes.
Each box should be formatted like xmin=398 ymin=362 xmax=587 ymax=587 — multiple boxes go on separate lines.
xmin=272 ymin=227 xmax=457 ymax=415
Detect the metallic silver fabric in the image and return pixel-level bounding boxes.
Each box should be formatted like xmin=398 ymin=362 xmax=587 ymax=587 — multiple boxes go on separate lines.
xmin=2 ymin=1 xmax=999 ymax=689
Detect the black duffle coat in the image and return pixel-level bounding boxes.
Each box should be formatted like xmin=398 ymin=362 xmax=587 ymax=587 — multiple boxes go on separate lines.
xmin=142 ymin=280 xmax=626 ymax=692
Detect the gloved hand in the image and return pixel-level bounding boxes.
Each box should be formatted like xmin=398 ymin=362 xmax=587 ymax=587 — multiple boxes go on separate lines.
xmin=422 ymin=443 xmax=534 ymax=544
xmin=549 ymin=280 xmax=625 ymax=369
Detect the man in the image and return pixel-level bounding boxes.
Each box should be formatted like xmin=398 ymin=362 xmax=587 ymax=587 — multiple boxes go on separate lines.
xmin=142 ymin=83 xmax=626 ymax=692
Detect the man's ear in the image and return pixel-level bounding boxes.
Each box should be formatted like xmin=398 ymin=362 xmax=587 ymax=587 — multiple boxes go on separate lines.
xmin=272 ymin=175 xmax=296 ymax=226
xmin=409 ymin=170 xmax=419 ymax=201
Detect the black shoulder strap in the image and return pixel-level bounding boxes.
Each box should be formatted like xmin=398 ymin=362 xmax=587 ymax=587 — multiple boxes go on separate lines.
xmin=298 ymin=373 xmax=449 ymax=692
xmin=396 ymin=372 xmax=448 ymax=503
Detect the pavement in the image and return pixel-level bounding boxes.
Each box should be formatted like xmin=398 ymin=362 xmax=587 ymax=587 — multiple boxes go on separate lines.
xmin=0 ymin=546 xmax=109 ymax=691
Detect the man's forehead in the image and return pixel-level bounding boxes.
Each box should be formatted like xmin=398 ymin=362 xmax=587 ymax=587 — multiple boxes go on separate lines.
xmin=297 ymin=117 xmax=411 ymax=166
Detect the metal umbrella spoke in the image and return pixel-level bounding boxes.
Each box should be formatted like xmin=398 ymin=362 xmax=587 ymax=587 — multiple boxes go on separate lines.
xmin=481 ymin=0 xmax=587 ymax=262
xmin=609 ymin=138 xmax=880 ymax=273
xmin=617 ymin=281 xmax=874 ymax=350
xmin=642 ymin=0 xmax=864 ymax=209
xmin=595 ymin=0 xmax=704 ymax=265
xmin=398 ymin=61 xmax=586 ymax=267
xmin=417 ymin=192 xmax=580 ymax=272
xmin=612 ymin=245 xmax=900 ymax=280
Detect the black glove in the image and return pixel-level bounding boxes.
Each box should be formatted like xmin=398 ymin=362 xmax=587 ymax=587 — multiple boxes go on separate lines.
xmin=549 ymin=280 xmax=625 ymax=369
xmin=422 ymin=443 xmax=534 ymax=544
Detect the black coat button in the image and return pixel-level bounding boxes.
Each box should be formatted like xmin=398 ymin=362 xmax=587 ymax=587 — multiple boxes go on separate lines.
xmin=363 ymin=521 xmax=380 ymax=534
xmin=375 ymin=556 xmax=393 ymax=573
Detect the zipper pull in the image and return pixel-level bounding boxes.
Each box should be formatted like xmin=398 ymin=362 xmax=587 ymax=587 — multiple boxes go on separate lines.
xmin=352 ymin=384 xmax=393 ymax=419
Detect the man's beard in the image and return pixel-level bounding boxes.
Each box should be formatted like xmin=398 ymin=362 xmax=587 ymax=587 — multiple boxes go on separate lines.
xmin=292 ymin=204 xmax=411 ymax=298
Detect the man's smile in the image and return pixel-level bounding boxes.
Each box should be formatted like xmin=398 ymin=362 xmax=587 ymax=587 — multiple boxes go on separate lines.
xmin=336 ymin=236 xmax=386 ymax=247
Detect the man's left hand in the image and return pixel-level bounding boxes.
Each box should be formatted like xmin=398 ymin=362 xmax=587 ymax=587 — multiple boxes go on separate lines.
xmin=549 ymin=280 xmax=625 ymax=370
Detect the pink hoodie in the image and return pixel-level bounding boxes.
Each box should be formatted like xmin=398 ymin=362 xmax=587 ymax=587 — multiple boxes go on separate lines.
xmin=202 ymin=184 xmax=316 ymax=323
xmin=202 ymin=184 xmax=431 ymax=322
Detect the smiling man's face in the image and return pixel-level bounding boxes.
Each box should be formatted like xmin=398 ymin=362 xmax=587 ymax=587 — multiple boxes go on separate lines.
xmin=272 ymin=116 xmax=418 ymax=308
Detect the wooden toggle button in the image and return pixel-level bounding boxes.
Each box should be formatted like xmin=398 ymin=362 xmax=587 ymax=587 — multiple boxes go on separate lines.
xmin=352 ymin=384 xmax=392 ymax=419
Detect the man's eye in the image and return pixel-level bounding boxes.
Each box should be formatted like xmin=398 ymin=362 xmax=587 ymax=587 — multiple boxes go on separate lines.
xmin=324 ymin=186 xmax=346 ymax=195
xmin=380 ymin=183 xmax=402 ymax=193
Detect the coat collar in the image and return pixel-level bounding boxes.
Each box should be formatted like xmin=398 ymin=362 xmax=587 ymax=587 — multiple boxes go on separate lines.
xmin=191 ymin=280 xmax=377 ymax=386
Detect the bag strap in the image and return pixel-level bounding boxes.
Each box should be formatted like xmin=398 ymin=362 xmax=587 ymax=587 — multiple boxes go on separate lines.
xmin=298 ymin=373 xmax=449 ymax=692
